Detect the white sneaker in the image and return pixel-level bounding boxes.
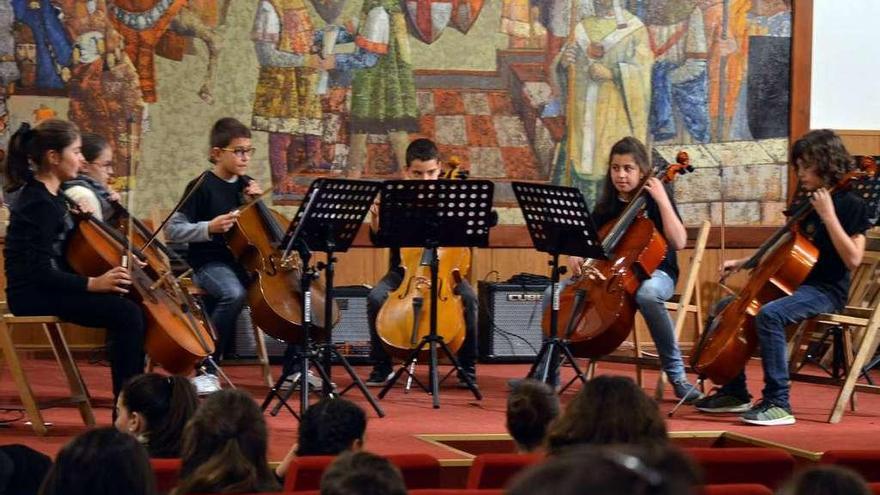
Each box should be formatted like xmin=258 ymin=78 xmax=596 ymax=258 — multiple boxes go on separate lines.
xmin=282 ymin=370 xmax=325 ymax=391
xmin=191 ymin=373 xmax=221 ymax=395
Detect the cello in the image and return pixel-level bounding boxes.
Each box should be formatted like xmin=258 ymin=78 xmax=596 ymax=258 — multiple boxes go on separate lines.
xmin=225 ymin=190 xmax=339 ymax=344
xmin=543 ymin=152 xmax=693 ymax=358
xmin=691 ymin=156 xmax=878 ymax=385
xmin=65 ymin=203 xmax=216 ymax=375
xmin=374 ymin=158 xmax=471 ymax=359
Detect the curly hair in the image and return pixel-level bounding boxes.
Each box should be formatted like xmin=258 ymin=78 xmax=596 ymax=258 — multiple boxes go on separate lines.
xmin=296 ymin=398 xmax=367 ymax=456
xmin=506 ymin=379 xmax=560 ymax=452
xmin=545 ymin=375 xmax=667 ymax=455
xmin=791 ymin=129 xmax=854 ymax=187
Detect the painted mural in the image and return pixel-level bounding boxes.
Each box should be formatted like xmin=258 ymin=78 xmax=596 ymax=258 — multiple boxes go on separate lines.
xmin=1 ymin=0 xmax=793 ymax=226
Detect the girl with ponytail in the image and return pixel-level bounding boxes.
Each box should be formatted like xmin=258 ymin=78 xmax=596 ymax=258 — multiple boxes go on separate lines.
xmin=115 ymin=373 xmax=199 ymax=458
xmin=3 ymin=120 xmax=146 ymax=404
xmin=173 ymin=389 xmax=279 ymax=494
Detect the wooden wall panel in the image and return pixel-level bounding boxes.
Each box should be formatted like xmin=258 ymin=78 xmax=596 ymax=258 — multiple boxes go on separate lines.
xmin=839 ymin=132 xmax=880 ymax=156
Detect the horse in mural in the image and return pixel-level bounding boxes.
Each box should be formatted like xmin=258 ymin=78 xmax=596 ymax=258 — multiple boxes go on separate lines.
xmin=104 ymin=0 xmax=230 ymax=104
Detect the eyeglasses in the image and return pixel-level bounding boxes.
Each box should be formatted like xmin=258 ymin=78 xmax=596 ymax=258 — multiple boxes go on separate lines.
xmin=219 ymin=147 xmax=257 ymax=159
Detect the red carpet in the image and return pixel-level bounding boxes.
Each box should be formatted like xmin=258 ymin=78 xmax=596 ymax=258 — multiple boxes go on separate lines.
xmin=1 ymin=358 xmax=879 ymax=462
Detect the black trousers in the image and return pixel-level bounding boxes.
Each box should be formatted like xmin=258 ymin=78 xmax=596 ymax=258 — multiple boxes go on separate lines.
xmin=8 ymin=289 xmax=146 ymax=398
xmin=366 ymin=270 xmax=478 ymax=370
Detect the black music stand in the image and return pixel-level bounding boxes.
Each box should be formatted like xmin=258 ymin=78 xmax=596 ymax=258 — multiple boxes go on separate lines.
xmin=260 ymin=178 xmax=385 ymax=418
xmin=511 ymin=182 xmax=606 ymax=390
xmin=375 ymin=179 xmax=494 ymax=408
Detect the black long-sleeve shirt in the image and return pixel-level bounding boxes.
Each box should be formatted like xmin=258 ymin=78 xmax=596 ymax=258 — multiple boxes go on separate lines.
xmin=5 ymin=179 xmax=88 ymax=297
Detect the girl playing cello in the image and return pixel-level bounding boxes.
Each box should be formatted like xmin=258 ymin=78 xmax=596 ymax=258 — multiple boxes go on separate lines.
xmin=3 ymin=120 xmax=145 ymax=403
xmin=543 ymin=137 xmax=701 ymax=401
xmin=694 ymin=129 xmax=871 ymax=426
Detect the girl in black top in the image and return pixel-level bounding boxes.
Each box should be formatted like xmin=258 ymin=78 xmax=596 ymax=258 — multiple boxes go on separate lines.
xmin=3 ymin=120 xmax=145 ymax=400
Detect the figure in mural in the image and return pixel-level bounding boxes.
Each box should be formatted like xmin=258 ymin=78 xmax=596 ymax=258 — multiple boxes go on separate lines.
xmin=742 ymin=0 xmax=791 ymax=140
xmin=551 ymin=0 xmax=653 ymax=201
xmin=535 ymin=0 xmax=571 ymax=118
xmin=107 ymin=0 xmax=226 ymax=104
xmin=644 ymin=0 xmax=710 ymax=144
xmin=251 ymin=0 xmax=329 ymax=190
xmin=500 ymin=0 xmax=545 ymax=48
xmin=333 ymin=0 xmax=420 ymax=178
xmin=698 ymin=0 xmax=748 ymax=141
xmin=11 ymin=0 xmax=72 ymax=90
xmin=0 ymin=1 xmax=21 ymax=163
xmin=55 ymin=0 xmax=145 ymax=186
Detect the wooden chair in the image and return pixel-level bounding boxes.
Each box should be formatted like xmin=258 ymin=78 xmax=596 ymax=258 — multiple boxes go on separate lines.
xmin=586 ymin=220 xmax=710 ymax=396
xmin=788 ymin=251 xmax=880 ymax=423
xmin=0 ymin=305 xmax=95 ymax=435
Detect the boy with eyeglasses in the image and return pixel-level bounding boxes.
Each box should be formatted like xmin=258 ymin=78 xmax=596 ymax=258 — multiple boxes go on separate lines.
xmin=165 ymin=117 xmax=266 ymax=394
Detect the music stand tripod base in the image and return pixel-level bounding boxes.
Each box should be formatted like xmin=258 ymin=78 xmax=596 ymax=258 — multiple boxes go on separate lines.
xmin=374 ymin=179 xmax=495 ymax=408
xmin=259 ymin=178 xmax=385 ymax=418
xmin=511 ymin=182 xmax=606 ymax=391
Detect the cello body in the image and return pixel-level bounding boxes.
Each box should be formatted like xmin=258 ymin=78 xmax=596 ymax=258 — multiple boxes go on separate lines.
xmin=376 ymin=247 xmax=470 ymax=359
xmin=226 ymin=201 xmax=339 ymax=344
xmin=691 ymin=231 xmax=818 ymax=384
xmin=66 ymin=217 xmax=216 ymax=374
xmin=543 ymin=215 xmax=667 ymax=358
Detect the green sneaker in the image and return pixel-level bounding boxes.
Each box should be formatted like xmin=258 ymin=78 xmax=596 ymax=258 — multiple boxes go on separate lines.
xmin=693 ymin=390 xmax=751 ymax=413
xmin=740 ymin=401 xmax=796 ymax=426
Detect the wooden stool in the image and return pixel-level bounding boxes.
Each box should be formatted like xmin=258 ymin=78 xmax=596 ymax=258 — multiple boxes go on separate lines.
xmin=0 ymin=310 xmax=95 ymax=435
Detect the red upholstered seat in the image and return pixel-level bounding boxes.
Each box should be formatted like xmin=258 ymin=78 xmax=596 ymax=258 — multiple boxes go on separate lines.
xmin=821 ymin=450 xmax=880 ymax=482
xmin=284 ymin=453 xmax=441 ymax=491
xmin=410 ymin=490 xmax=505 ymax=495
xmin=700 ymin=483 xmax=774 ymax=495
xmin=465 ymin=453 xmax=544 ymax=489
xmin=284 ymin=456 xmax=336 ymax=492
xmin=869 ymin=482 xmax=880 ymax=495
xmin=683 ymin=447 xmax=795 ymax=489
xmin=150 ymin=458 xmax=182 ymax=493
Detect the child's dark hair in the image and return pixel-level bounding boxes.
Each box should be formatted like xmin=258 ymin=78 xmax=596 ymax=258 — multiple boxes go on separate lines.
xmin=320 ymin=451 xmax=407 ymax=495
xmin=405 ymin=138 xmax=440 ymax=168
xmin=507 ymin=379 xmax=560 ymax=452
xmin=546 ymin=375 xmax=668 ymax=455
xmin=175 ymin=389 xmax=279 ymax=495
xmin=209 ymin=117 xmax=251 ymax=150
xmin=39 ymin=427 xmax=156 ymax=495
xmin=791 ymin=129 xmax=853 ymax=187
xmin=4 ymin=120 xmax=79 ymax=192
xmin=120 ymin=373 xmax=199 ymax=458
xmin=594 ymin=136 xmax=651 ymax=220
xmin=780 ymin=465 xmax=870 ymax=495
xmin=296 ymin=398 xmax=367 ymax=456
xmin=81 ymin=133 xmax=110 ymax=164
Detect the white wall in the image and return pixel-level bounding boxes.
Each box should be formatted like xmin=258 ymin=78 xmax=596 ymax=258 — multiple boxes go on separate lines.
xmin=810 ymin=0 xmax=880 ymax=130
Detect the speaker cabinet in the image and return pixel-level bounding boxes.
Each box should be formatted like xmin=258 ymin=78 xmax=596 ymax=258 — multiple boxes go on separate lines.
xmin=478 ymin=281 xmax=548 ymax=362
xmin=232 ymin=286 xmax=373 ymax=364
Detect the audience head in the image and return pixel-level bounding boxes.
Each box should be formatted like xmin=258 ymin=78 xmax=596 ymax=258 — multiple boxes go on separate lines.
xmin=546 ymin=375 xmax=667 ymax=454
xmin=38 ymin=427 xmax=156 ymax=495
xmin=507 ymin=443 xmax=699 ymax=495
xmin=320 ymin=451 xmax=406 ymax=495
xmin=174 ymin=389 xmax=279 ymax=494
xmin=506 ymin=379 xmax=560 ymax=452
xmin=779 ymin=465 xmax=871 ymax=495
xmin=296 ymin=397 xmax=367 ymax=456
xmin=115 ymin=373 xmax=199 ymax=458
xmin=0 ymin=444 xmax=52 ymax=495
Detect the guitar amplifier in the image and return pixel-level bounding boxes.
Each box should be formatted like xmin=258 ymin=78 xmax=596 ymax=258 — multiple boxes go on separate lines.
xmin=231 ymin=286 xmax=373 ymax=364
xmin=478 ymin=281 xmax=548 ymax=362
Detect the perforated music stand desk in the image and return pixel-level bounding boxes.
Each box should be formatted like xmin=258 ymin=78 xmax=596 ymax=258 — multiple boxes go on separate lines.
xmin=261 ymin=178 xmax=384 ymax=418
xmin=511 ymin=181 xmax=606 ymax=388
xmin=375 ymin=179 xmax=495 ymax=408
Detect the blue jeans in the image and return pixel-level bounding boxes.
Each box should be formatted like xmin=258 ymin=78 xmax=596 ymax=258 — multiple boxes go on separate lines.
xmin=542 ymin=270 xmax=687 ymax=381
xmin=717 ymin=285 xmax=838 ymax=410
xmin=194 ymin=262 xmax=247 ymax=362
